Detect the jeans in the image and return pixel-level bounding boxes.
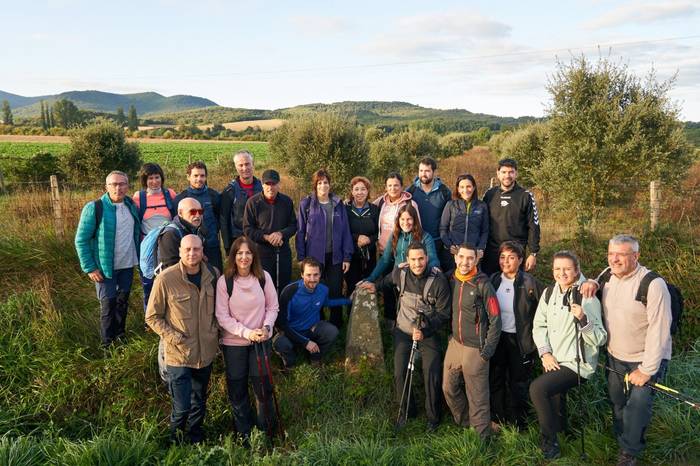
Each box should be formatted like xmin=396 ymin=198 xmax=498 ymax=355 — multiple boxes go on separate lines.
xmin=95 ymin=267 xmax=134 ymax=345
xmin=138 ymin=269 xmax=154 ymax=314
xmin=167 ymin=364 xmax=213 ymax=443
xmin=273 ymin=320 xmax=339 ymax=368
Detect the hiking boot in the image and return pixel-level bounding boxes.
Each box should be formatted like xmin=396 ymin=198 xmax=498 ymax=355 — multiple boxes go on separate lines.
xmin=540 ymin=435 xmax=560 ymax=460
xmin=616 ymin=451 xmax=637 ymax=466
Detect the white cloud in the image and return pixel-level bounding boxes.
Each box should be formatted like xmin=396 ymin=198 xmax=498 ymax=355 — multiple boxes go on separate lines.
xmin=289 ymin=15 xmax=352 ymax=35
xmin=584 ymin=1 xmax=698 ymax=29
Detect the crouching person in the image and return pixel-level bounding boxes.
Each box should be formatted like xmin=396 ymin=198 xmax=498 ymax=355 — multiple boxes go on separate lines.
xmin=273 ymin=257 xmax=349 ymax=369
xmin=145 ymin=235 xmax=219 ymax=444
xmin=443 ymin=244 xmax=501 ymax=440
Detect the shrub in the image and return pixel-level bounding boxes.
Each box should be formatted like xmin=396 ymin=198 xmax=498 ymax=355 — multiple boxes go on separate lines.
xmin=439 ymin=132 xmax=474 ymax=157
xmin=368 ymin=129 xmax=441 ymax=179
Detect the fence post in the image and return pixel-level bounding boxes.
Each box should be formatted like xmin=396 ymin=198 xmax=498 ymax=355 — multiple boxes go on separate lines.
xmin=50 ymin=175 xmax=64 ymax=238
xmin=650 ymin=180 xmax=660 ymax=231
xmin=490 ymin=177 xmax=496 ymax=189
xmin=0 ymin=170 xmax=5 ymax=194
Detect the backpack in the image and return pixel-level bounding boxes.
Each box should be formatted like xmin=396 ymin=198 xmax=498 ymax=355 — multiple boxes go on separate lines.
xmin=398 ymin=267 xmax=437 ymax=303
xmin=138 ymin=189 xmax=176 ymax=220
xmin=225 ymin=273 xmax=266 ymax=298
xmin=597 ymin=267 xmax=683 ymax=335
xmin=139 ymin=222 xmax=183 ymax=279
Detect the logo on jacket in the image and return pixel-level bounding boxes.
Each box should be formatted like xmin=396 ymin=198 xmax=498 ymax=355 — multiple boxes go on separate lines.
xmin=500 ymin=200 xmax=509 ymax=207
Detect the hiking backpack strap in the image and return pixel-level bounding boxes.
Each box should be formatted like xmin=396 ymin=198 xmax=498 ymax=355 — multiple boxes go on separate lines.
xmin=163 ymin=189 xmax=176 ymax=218
xmin=398 ymin=268 xmax=407 ymax=297
xmin=138 ymin=190 xmax=147 ymax=220
xmin=543 ymin=283 xmax=556 ymax=305
xmin=422 ymin=272 xmax=437 ymax=303
xmin=226 ymin=273 xmax=266 ymax=298
xmin=635 ymin=271 xmax=660 ymax=305
xmin=595 ymin=267 xmax=613 ymax=301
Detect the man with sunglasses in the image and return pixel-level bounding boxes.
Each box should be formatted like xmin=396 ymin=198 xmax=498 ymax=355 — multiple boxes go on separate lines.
xmin=158 ymin=198 xmax=208 ymax=270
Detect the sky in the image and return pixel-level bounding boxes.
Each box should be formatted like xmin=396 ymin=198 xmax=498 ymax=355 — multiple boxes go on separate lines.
xmin=2 ymin=0 xmax=700 ymax=119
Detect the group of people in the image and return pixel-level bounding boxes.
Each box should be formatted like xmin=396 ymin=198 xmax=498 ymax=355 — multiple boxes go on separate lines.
xmin=73 ymin=152 xmax=674 ymax=465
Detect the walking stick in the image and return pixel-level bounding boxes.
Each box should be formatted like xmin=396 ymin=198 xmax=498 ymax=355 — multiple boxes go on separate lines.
xmin=275 ymin=247 xmax=280 ymax=292
xmin=254 ymin=342 xmax=274 ymax=438
xmin=571 ymin=285 xmax=586 ymax=460
xmin=261 ymin=339 xmax=285 ymax=439
xmin=599 ymin=363 xmax=700 ymax=411
xmin=397 ymin=313 xmax=423 ymax=429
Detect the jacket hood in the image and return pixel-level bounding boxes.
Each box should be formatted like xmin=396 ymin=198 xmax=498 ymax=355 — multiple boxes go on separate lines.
xmin=380 ymin=190 xmax=413 ymax=205
xmin=412 ymin=176 xmax=444 ymax=194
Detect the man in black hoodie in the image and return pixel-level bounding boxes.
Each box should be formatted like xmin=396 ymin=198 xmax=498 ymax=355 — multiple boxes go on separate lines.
xmin=481 ymin=158 xmax=541 ymax=276
xmin=158 ymin=198 xmax=207 ymax=270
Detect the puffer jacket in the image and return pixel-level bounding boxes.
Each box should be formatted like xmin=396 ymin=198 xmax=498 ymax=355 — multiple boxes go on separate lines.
xmin=440 ymin=198 xmax=489 ymax=251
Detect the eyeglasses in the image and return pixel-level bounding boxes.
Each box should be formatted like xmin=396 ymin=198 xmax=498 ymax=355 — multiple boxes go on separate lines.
xmin=107 ymin=182 xmax=128 ymax=188
xmin=188 ymin=209 xmax=204 ymax=216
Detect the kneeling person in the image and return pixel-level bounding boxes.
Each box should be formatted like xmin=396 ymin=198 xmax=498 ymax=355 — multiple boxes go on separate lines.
xmin=274 ymin=257 xmax=350 ymax=368
xmin=443 ymin=244 xmax=501 ymax=440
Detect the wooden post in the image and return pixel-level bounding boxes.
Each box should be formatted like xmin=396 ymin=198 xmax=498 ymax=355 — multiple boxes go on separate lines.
xmin=0 ymin=170 xmax=6 ymax=194
xmin=50 ymin=175 xmax=64 ymax=238
xmin=650 ymin=180 xmax=660 ymax=231
xmin=490 ymin=177 xmax=496 ymax=189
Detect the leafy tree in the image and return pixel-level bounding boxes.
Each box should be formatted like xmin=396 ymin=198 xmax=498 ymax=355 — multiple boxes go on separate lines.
xmin=368 ymin=129 xmax=441 ymax=179
xmin=490 ymin=122 xmax=548 ymax=186
xmin=8 ymin=152 xmax=63 ymax=182
xmin=115 ymin=107 xmax=127 ymax=126
xmin=270 ymin=113 xmax=368 ymax=190
xmin=52 ymin=99 xmax=82 ymax=128
xmin=439 ymin=132 xmax=473 ymax=157
xmin=40 ymin=101 xmax=47 ymax=129
xmin=127 ymin=105 xmax=138 ymax=131
xmin=61 ymin=119 xmax=142 ymax=185
xmin=2 ymin=100 xmax=13 ymax=125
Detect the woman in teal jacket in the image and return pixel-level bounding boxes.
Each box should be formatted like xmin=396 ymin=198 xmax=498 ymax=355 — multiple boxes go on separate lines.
xmin=529 ymin=250 xmax=607 ymax=460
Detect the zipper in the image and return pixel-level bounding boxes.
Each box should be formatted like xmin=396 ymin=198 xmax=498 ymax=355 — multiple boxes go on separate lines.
xmin=458 ymin=281 xmax=464 ymax=344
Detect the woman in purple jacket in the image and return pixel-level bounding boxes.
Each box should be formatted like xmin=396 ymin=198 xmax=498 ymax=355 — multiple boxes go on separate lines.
xmin=296 ymin=169 xmax=354 ymax=328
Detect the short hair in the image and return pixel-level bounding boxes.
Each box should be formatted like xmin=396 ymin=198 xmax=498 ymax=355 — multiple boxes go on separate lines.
xmin=300 ymin=256 xmax=322 ymax=274
xmin=406 ymin=241 xmax=427 ymax=256
xmin=312 ymin=169 xmax=331 ymax=192
xmin=419 ymin=157 xmax=437 ymax=171
xmin=349 ymin=176 xmax=371 ymax=200
xmin=186 ymin=161 xmax=208 ymax=175
xmin=224 ymin=236 xmax=264 ymax=282
xmin=233 ymin=150 xmax=253 ymax=163
xmin=385 ymin=171 xmax=403 ymax=185
xmin=456 ymin=243 xmax=478 ymax=255
xmin=498 ymin=158 xmax=518 ymax=170
xmin=609 ymin=234 xmax=639 ymax=253
xmin=453 ymin=173 xmax=478 ymax=201
xmin=138 ymin=163 xmax=165 ymax=189
xmin=106 ymin=170 xmax=128 ymax=184
xmin=498 ymin=241 xmax=524 ymax=260
xmin=552 ymin=250 xmax=581 ymax=272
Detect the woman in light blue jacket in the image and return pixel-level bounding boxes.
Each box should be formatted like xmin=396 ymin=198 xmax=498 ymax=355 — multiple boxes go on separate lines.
xmin=530 ymin=250 xmax=607 ymax=460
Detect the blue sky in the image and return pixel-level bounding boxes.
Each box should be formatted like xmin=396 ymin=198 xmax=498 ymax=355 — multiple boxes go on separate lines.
xmin=3 ymin=0 xmax=700 ymax=119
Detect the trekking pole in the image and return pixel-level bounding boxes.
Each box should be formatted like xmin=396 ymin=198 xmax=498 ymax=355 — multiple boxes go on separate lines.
xmin=599 ymin=363 xmax=700 ymax=411
xmin=396 ymin=313 xmax=423 ymax=429
xmin=261 ymin=339 xmax=285 ymax=439
xmin=254 ymin=342 xmax=274 ymax=438
xmin=275 ymin=247 xmax=280 ymax=292
xmin=571 ymin=285 xmax=586 ymax=460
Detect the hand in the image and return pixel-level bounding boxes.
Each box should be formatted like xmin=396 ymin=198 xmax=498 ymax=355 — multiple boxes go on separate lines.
xmin=412 ymin=328 xmax=423 ymax=342
xmin=357 ymin=235 xmax=370 ymax=247
xmin=628 ymin=368 xmax=651 ymax=387
xmin=580 ymin=280 xmax=599 ymax=299
xmin=570 ymin=303 xmax=585 ymax=321
xmin=342 ymin=261 xmax=350 ymax=273
xmin=449 ymin=245 xmax=458 ymax=255
xmin=87 ymin=270 xmax=104 ymax=282
xmin=305 ymin=341 xmax=320 ymax=353
xmin=398 ymin=261 xmax=408 ymax=269
xmin=541 ymin=353 xmax=560 ymax=372
xmin=525 ymin=254 xmax=537 ymax=271
xmin=358 ymin=281 xmax=376 ymax=293
xmin=265 ymin=232 xmax=283 ymax=247
xmin=477 ymin=249 xmax=484 ymax=260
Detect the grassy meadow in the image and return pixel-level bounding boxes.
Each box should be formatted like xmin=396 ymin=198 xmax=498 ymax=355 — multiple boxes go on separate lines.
xmin=1 ymin=147 xmax=699 ymax=465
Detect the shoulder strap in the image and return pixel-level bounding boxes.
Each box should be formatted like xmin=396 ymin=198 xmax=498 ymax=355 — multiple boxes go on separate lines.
xmin=92 ymin=199 xmax=103 ymax=238
xmin=138 ymin=191 xmax=147 ymax=220
xmin=204 ymin=263 xmax=218 ymax=290
xmin=543 ymin=283 xmax=556 ymax=305
xmin=422 ymin=271 xmax=437 ymax=302
xmin=163 ymin=189 xmax=176 ymax=217
xmin=635 ymin=271 xmax=660 ymax=305
xmin=399 ymin=268 xmax=407 ymax=296
xmin=259 ymin=273 xmax=266 ymax=290
xmin=377 ymin=197 xmax=385 ymax=211
xmin=226 ymin=275 xmax=234 ymax=298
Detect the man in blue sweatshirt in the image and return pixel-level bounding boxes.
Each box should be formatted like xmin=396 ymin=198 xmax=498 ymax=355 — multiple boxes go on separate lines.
xmin=273 ymin=257 xmax=350 ymax=368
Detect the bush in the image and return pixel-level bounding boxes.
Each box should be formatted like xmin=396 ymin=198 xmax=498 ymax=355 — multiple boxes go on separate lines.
xmin=368 ymin=129 xmax=441 ymax=179
xmin=491 ymin=122 xmax=548 ymax=186
xmin=6 ymin=152 xmax=63 ymax=183
xmin=439 ymin=132 xmax=474 ymax=157
xmin=61 ymin=119 xmax=142 ymax=186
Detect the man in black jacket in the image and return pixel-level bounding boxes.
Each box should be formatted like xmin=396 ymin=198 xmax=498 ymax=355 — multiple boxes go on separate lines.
xmin=481 ymin=158 xmax=540 ymax=276
xmin=488 ymin=241 xmax=543 ymax=429
xmin=243 ymin=169 xmax=297 ymax=293
xmin=220 ymin=150 xmax=262 ymax=255
xmin=361 ymin=241 xmax=451 ymax=431
xmin=158 ymin=198 xmax=207 ymax=270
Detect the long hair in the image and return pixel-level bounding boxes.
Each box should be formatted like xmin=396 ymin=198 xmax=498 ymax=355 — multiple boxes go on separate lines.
xmin=453 ymin=173 xmax=478 ymax=201
xmin=392 ymin=204 xmax=422 ymax=254
xmin=224 ymin=236 xmax=264 ymax=283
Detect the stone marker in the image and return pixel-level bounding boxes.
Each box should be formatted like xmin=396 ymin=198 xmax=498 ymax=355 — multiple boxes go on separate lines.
xmin=345 ymin=287 xmax=385 ymax=371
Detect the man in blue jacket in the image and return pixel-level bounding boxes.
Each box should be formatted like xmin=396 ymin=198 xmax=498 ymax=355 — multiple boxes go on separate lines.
xmin=175 ymin=161 xmax=222 ymax=273
xmin=273 ymin=257 xmax=350 ymax=369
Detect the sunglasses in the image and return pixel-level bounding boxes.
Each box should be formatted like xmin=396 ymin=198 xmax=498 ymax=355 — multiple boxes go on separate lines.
xmin=188 ymin=208 xmax=204 ymax=216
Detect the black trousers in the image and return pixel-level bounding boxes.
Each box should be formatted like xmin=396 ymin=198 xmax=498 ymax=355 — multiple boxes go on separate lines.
xmin=345 ymin=250 xmax=376 ymax=298
xmin=434 ymin=239 xmax=454 ymax=274
xmin=530 ymin=366 xmax=583 ymax=439
xmin=489 ymin=332 xmax=534 ymax=428
xmin=260 ymin=247 xmax=292 ymax=294
xmin=393 ymin=328 xmax=443 ymax=424
xmin=323 ymin=252 xmax=345 ymax=328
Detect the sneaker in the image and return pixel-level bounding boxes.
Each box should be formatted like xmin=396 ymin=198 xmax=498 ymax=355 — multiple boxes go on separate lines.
xmin=540 ymin=435 xmax=560 ymax=460
xmin=616 ymin=451 xmax=637 ymax=466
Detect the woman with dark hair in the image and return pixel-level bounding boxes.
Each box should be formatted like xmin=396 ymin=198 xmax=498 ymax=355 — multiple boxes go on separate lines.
xmin=530 ymin=250 xmax=606 ymax=459
xmin=296 ymin=169 xmax=354 ymax=328
xmin=345 ymin=176 xmax=380 ymax=296
xmin=440 ymin=173 xmax=489 ymax=263
xmin=216 ymin=236 xmax=279 ymax=440
xmin=132 ymin=162 xmax=178 ymax=312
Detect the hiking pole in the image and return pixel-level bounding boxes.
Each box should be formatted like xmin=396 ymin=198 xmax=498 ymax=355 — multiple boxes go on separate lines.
xmin=254 ymin=342 xmax=274 ymax=438
xmin=275 ymin=247 xmax=280 ymax=292
xmin=396 ymin=313 xmax=423 ymax=429
xmin=571 ymin=285 xmax=586 ymax=460
xmin=261 ymin=339 xmax=285 ymax=439
xmin=599 ymin=363 xmax=700 ymax=411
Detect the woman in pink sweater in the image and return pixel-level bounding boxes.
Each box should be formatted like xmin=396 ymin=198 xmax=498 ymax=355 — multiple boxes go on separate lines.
xmin=216 ymin=236 xmax=279 ymax=440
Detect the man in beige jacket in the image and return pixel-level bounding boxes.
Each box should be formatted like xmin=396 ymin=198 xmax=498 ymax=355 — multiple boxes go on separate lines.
xmin=146 ymin=234 xmax=219 ymax=444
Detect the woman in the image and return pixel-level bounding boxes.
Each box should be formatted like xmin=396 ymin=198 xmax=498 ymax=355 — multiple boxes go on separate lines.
xmin=530 ymin=251 xmax=607 ymax=459
xmin=365 ymin=204 xmax=440 ymax=284
xmin=374 ymin=172 xmax=420 ymax=255
xmin=216 ymin=236 xmax=279 ymax=440
xmin=132 ymin=162 xmax=177 ymax=312
xmin=345 ymin=176 xmax=380 ymax=296
xmin=440 ymin=174 xmax=489 ymax=261
xmin=296 ymin=169 xmax=354 ymax=328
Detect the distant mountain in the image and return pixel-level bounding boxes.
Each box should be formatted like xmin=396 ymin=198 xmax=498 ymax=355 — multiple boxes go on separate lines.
xmin=3 ymin=90 xmax=218 ymax=118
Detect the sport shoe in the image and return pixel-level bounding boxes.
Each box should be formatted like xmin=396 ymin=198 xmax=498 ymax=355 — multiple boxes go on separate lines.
xmin=616 ymin=451 xmax=637 ymax=466
xmin=540 ymin=435 xmax=560 ymax=460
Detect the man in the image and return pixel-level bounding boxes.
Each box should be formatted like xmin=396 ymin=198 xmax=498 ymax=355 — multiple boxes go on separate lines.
xmin=360 ymin=241 xmax=450 ymax=431
xmin=145 ymin=235 xmax=219 ymax=444
xmin=443 ymin=244 xmax=501 ymax=440
xmin=582 ymin=235 xmax=672 ymax=466
xmin=75 ymin=171 xmax=140 ymax=347
xmin=488 ymin=241 xmax=543 ymax=429
xmin=481 ymin=158 xmax=540 ymax=276
xmin=158 ymin=198 xmax=207 ymax=269
xmin=220 ymin=150 xmax=262 ymax=255
xmin=273 ymin=257 xmax=350 ymax=369
xmin=174 ymin=161 xmax=222 ymax=273
xmin=243 ymin=169 xmax=297 ymax=293
xmin=406 ymin=157 xmax=452 ymax=271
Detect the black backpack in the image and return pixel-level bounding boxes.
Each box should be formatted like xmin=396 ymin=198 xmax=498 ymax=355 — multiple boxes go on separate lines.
xmin=225 ymin=273 xmax=266 ymax=298
xmin=597 ymin=267 xmax=683 ymax=335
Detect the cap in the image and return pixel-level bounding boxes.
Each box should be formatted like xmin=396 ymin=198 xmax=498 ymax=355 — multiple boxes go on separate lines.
xmin=262 ymin=169 xmax=280 ymax=184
